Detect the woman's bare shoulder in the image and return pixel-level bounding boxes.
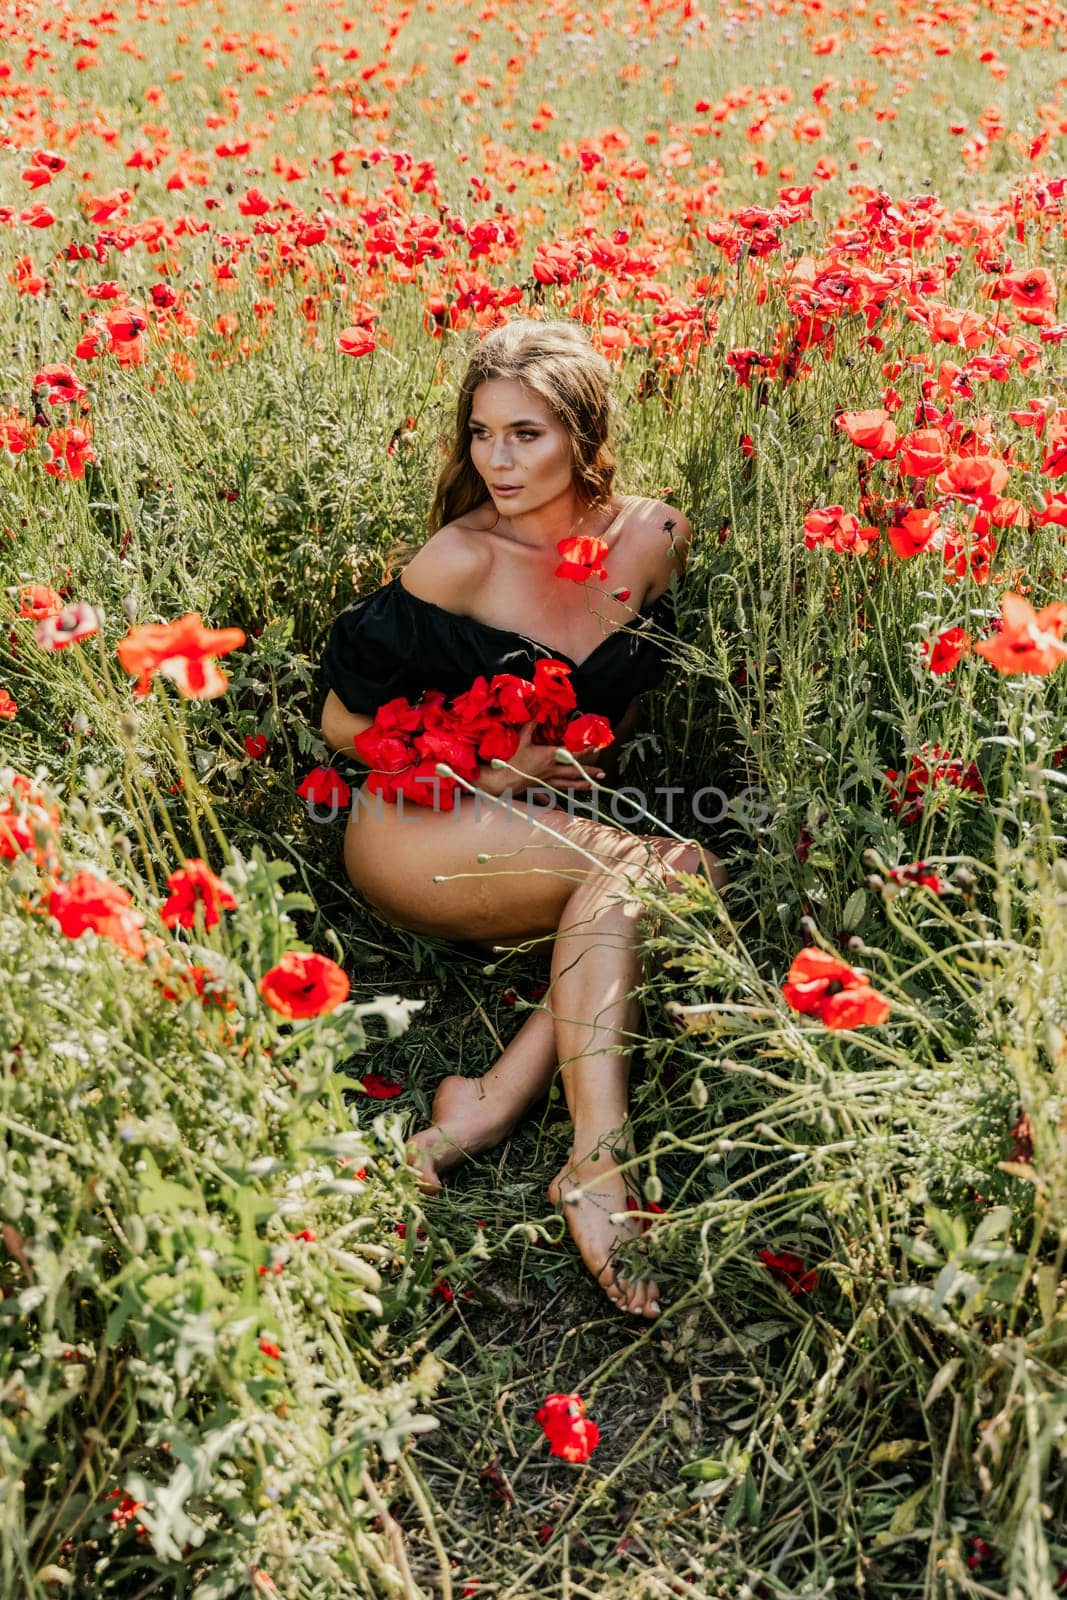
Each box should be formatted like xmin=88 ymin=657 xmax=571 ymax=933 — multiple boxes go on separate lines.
xmin=628 ymin=495 xmax=692 ymax=538
xmin=622 ymin=497 xmax=693 ymax=597
xmin=399 ymin=514 xmax=494 ymax=610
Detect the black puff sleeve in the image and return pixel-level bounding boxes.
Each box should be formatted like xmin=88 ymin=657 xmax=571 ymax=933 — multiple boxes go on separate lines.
xmin=321 ymin=581 xmax=421 ymax=716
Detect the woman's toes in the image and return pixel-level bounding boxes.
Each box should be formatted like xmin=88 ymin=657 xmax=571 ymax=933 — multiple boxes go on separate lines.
xmin=637 ymin=1281 xmax=662 ymax=1318
xmin=627 ymin=1281 xmax=651 ymax=1317
xmin=404 ymin=1136 xmax=442 ymax=1197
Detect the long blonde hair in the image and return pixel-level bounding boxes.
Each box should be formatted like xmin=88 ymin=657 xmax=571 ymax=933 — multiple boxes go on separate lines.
xmin=428 ymin=320 xmax=617 ymax=533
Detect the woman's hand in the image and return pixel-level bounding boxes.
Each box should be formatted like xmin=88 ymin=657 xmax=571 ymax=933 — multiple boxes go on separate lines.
xmin=473 ymin=721 xmax=608 ymax=799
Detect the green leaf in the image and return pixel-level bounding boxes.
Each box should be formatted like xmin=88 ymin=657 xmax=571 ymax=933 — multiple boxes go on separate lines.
xmin=869 ymin=1439 xmax=922 ymax=1465
xmin=680 ymin=1457 xmax=734 ymax=1482
xmin=136 ymin=1152 xmax=201 ymax=1220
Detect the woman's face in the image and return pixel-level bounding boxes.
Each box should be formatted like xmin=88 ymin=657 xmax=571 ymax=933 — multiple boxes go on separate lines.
xmin=467 ymin=378 xmax=576 ymax=516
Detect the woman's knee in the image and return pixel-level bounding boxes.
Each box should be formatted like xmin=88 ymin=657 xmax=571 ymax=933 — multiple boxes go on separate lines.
xmin=642 ymin=836 xmax=727 ymax=891
xmin=558 ymin=838 xmax=670 ymax=923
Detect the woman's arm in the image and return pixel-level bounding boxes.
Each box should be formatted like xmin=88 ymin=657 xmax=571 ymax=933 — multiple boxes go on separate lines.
xmin=321 ymin=690 xmax=374 ymax=759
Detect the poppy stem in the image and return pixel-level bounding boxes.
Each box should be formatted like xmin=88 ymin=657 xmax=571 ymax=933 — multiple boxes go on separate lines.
xmin=76 ymin=631 xmax=171 ymax=891
xmin=154 ymin=682 xmax=231 ymax=864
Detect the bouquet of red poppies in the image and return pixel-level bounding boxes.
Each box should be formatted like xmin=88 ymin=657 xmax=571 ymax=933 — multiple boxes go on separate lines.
xmin=353 ymin=657 xmax=613 ymax=808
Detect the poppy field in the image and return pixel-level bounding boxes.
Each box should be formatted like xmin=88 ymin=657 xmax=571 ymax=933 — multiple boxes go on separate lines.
xmin=4 ymin=0 xmax=1067 ymax=1594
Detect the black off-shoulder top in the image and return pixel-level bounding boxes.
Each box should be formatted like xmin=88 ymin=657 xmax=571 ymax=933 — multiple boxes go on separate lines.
xmin=322 ymin=574 xmax=680 ymax=729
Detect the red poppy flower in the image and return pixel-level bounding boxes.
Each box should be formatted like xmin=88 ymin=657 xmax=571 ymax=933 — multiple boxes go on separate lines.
xmin=35 ymin=602 xmax=99 ymax=651
xmin=562 ymin=713 xmax=613 ymax=755
xmin=803 ymin=506 xmax=878 ymax=555
xmin=49 ymin=872 xmax=147 ymax=959
xmin=354 ymin=721 xmax=419 ymax=780
xmin=887 ymin=507 xmax=940 ymax=560
xmin=888 ymin=862 xmax=945 ymax=894
xmin=352 ymin=664 xmax=582 ymax=809
xmin=922 ymin=625 xmax=971 ymax=674
xmin=758 ymin=1248 xmax=818 ymax=1294
xmin=238 ymin=187 xmax=272 ymax=216
xmin=107 ymin=1492 xmax=146 ymax=1531
xmin=337 ymin=328 xmax=376 ymax=357
xmin=260 ymin=951 xmax=350 ymax=1019
xmin=0 ymin=689 xmax=16 ymax=721
xmin=158 ymin=962 xmax=234 ymax=1008
xmin=935 ymin=454 xmax=1010 ymax=503
xmin=414 ymin=722 xmax=481 ymax=778
xmin=555 ymin=534 xmax=609 ymax=583
xmin=836 ymin=408 xmax=897 ymax=459
xmin=17 ymin=585 xmax=65 ymax=620
xmin=244 ymin=734 xmax=268 ymax=759
xmin=781 ymin=947 xmax=890 ymax=1029
xmin=105 ymin=307 xmax=149 ymax=344
xmin=527 ymin=658 xmax=577 ymax=723
xmin=911 ymin=303 xmax=991 ymax=349
xmin=884 ymin=742 xmax=985 ymax=824
xmin=74 ymin=326 xmax=109 ymax=361
xmin=0 ymin=773 xmax=60 ymax=865
xmin=360 ymin=1072 xmax=403 ymax=1099
xmin=44 ymin=428 xmax=96 ymax=481
xmin=973 ymin=592 xmax=1067 ymax=676
xmin=473 ymin=721 xmax=523 ymax=764
xmin=160 ymin=858 xmax=237 ymax=930
xmin=1 ymin=411 xmax=29 ymax=454
xmin=993 ymin=267 xmax=1057 ymax=322
xmin=895 ymin=428 xmax=949 ymax=478
xmin=116 ymin=613 xmax=246 ymax=699
xmin=33 ymin=363 xmax=87 ymax=405
xmin=725 ymin=346 xmax=773 ymax=385
xmin=1041 ymin=415 xmax=1067 ymax=478
xmin=453 ymin=673 xmax=536 ymax=736
xmin=296 ymin=766 xmax=353 ymax=810
xmin=535 ymin=1393 xmax=601 ymax=1463
xmin=966 ymin=1536 xmax=996 ymax=1571
xmin=20 ymin=203 xmax=56 ymax=228
xmin=1033 ymin=494 xmax=1067 ymax=528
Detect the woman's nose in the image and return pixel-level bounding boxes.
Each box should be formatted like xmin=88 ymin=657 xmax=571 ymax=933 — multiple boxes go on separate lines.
xmin=489 ymin=435 xmax=512 ymax=466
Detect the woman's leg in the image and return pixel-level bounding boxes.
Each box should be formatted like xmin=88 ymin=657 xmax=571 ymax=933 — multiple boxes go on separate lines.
xmin=545 ymin=848 xmax=663 ymax=1318
xmin=344 ymin=793 xmax=717 ymax=1313
xmin=405 ymin=834 xmax=724 ymax=1194
xmin=352 ymin=791 xmax=628 ymax=1205
xmin=407 ymin=1005 xmax=557 ymax=1193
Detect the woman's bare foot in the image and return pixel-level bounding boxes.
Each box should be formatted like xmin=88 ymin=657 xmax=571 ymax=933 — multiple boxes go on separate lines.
xmin=548 ymin=1142 xmax=662 ymax=1319
xmin=406 ymin=1073 xmax=527 ymax=1196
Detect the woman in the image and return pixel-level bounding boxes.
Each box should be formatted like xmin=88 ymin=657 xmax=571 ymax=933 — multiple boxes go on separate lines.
xmin=320 ymin=320 xmax=725 ymax=1319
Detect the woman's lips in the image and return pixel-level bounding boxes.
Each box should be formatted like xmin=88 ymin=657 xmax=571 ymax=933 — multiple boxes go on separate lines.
xmin=491 ymin=484 xmax=521 ymax=494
